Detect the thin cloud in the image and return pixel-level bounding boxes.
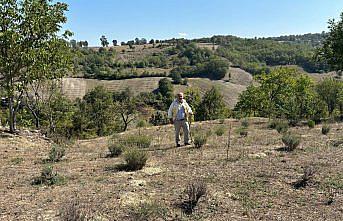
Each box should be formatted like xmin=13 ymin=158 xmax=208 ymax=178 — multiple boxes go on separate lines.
xmin=178 ymin=32 xmax=188 ymax=38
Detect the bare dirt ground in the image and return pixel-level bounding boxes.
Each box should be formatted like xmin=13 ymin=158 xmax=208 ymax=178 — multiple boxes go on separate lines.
xmin=0 ymin=118 xmax=342 ymax=220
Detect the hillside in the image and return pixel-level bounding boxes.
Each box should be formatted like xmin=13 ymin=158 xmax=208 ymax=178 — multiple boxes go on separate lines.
xmin=0 ymin=119 xmax=342 ymax=220
xmin=61 ymin=67 xmax=252 ymax=108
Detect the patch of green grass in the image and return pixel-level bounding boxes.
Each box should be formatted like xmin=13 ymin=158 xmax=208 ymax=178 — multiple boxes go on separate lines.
xmin=320 ymin=174 xmax=343 ymax=190
xmin=10 ymin=157 xmax=24 ymax=165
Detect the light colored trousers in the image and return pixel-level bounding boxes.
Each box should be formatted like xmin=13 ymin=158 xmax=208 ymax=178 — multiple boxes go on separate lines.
xmin=174 ymin=119 xmax=190 ymax=145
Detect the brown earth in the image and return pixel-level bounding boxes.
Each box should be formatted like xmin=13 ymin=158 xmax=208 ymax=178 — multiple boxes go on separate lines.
xmin=0 ymin=119 xmax=342 ymax=220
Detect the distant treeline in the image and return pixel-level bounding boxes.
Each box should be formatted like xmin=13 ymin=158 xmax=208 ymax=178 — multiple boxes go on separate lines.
xmin=72 ymin=33 xmax=329 ymax=81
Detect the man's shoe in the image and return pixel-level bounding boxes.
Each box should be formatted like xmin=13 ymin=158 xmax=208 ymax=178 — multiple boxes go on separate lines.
xmin=184 ymin=143 xmax=191 ymax=146
xmin=176 ymin=144 xmax=181 ymax=147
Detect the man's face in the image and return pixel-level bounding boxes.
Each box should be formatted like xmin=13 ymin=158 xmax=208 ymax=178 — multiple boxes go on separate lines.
xmin=177 ymin=94 xmax=183 ymax=101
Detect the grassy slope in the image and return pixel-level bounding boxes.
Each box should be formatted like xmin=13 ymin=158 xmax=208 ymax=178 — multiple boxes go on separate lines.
xmin=0 ymin=119 xmax=342 ymax=220
xmin=62 ymin=67 xmax=253 ymax=109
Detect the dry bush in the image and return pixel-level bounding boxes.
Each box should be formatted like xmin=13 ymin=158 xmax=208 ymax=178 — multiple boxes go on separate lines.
xmin=293 ymin=166 xmax=316 ymax=189
xmin=181 ymin=179 xmax=207 ymax=214
xmin=59 ymin=196 xmax=101 ymax=221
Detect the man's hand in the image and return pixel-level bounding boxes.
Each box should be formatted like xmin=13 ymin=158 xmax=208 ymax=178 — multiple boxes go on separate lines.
xmin=170 ymin=119 xmax=174 ymax=124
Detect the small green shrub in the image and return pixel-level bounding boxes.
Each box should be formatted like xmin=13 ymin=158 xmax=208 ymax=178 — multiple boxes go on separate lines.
xmin=241 ymin=118 xmax=249 ymax=128
xmin=322 ymin=125 xmax=331 ymax=135
xmin=307 ymin=120 xmax=315 ymax=128
xmin=193 ymin=134 xmax=207 ymax=148
xmin=108 ymin=143 xmax=124 ymax=158
xmin=124 ymin=148 xmax=148 ymax=171
xmin=32 ymin=166 xmax=64 ymax=186
xmin=236 ymin=127 xmax=248 ymax=137
xmin=215 ymin=126 xmax=225 ymax=136
xmin=282 ymin=133 xmax=301 ymax=151
xmin=120 ymin=134 xmax=152 ymax=148
xmin=49 ymin=144 xmax=66 ymax=162
xmin=136 ymin=119 xmax=147 ymax=128
xmin=274 ymin=121 xmax=289 ymax=133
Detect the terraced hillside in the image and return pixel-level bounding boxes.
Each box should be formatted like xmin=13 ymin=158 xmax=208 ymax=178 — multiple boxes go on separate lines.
xmin=62 ymin=67 xmax=253 ymax=108
xmin=1 ymin=118 xmax=342 ymax=220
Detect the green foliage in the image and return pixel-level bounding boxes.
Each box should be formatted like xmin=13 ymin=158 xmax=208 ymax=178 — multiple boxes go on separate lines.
xmin=0 ymin=0 xmax=72 ymax=132
xmin=184 ymin=87 xmax=201 ymax=118
xmin=235 ymin=68 xmax=320 ymax=122
xmin=215 ymin=34 xmax=327 ymax=73
xmin=197 ymin=86 xmax=227 ymax=121
xmin=316 ymin=78 xmax=343 ymax=116
xmin=241 ymin=118 xmax=249 ymax=128
xmin=268 ymin=119 xmax=289 ymax=133
xmin=307 ymin=120 xmax=315 ymax=128
xmin=215 ymin=126 xmax=226 ymax=136
xmin=49 ymin=144 xmax=66 ymax=162
xmin=322 ymin=124 xmax=331 ymax=135
xmin=193 ymin=133 xmax=208 ymax=148
xmin=136 ymin=119 xmax=147 ymax=128
xmin=275 ymin=121 xmax=289 ymax=134
xmin=108 ymin=143 xmax=124 ymax=158
xmin=316 ymin=12 xmax=343 ymax=72
xmin=282 ymin=133 xmax=301 ymax=151
xmin=158 ymin=78 xmax=174 ymax=109
xmin=82 ymin=86 xmax=117 ymax=136
xmin=32 ymin=166 xmax=64 ymax=186
xmin=149 ymin=111 xmax=169 ymax=126
xmin=124 ymin=148 xmax=148 ymax=171
xmin=170 ymin=72 xmax=182 ymax=84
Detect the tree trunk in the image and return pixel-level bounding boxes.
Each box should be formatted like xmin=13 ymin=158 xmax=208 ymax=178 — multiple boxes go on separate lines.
xmin=9 ymin=95 xmax=16 ymax=133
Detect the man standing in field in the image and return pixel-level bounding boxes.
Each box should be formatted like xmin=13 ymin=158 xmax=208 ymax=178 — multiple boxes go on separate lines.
xmin=168 ymin=92 xmax=193 ymax=147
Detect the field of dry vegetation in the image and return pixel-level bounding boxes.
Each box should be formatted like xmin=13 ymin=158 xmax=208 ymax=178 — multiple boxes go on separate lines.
xmin=0 ymin=118 xmax=342 ymax=220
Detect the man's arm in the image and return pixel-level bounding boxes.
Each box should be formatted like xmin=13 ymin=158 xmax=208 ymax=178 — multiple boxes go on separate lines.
xmin=185 ymin=101 xmax=193 ymax=115
xmin=167 ymin=101 xmax=174 ymax=124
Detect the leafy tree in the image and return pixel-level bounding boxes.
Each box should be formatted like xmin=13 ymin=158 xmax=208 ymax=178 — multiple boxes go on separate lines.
xmin=70 ymin=39 xmax=77 ymax=48
xmin=235 ymin=68 xmax=320 ymax=122
xmin=184 ymin=87 xmax=201 ymax=118
xmin=0 ymin=0 xmax=72 ymax=133
xmin=112 ymin=39 xmax=117 ymax=46
xmin=83 ymin=86 xmax=116 ymax=136
xmin=316 ymin=78 xmax=343 ymax=116
xmin=235 ymin=85 xmax=264 ymax=117
xmin=113 ymin=88 xmax=137 ymax=131
xmin=195 ymin=57 xmax=229 ymax=80
xmin=158 ymin=78 xmax=174 ymax=108
xmin=149 ymin=39 xmax=155 ymax=44
xmin=135 ymin=38 xmax=140 ymax=45
xmin=170 ymin=72 xmax=182 ymax=84
xmin=100 ymin=35 xmax=109 ymax=47
xmin=316 ymin=12 xmax=343 ymax=73
xmin=197 ymin=86 xmax=227 ymax=121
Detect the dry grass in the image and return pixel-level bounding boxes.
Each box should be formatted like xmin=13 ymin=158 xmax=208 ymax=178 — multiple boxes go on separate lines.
xmin=0 ymin=119 xmax=342 ymax=220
